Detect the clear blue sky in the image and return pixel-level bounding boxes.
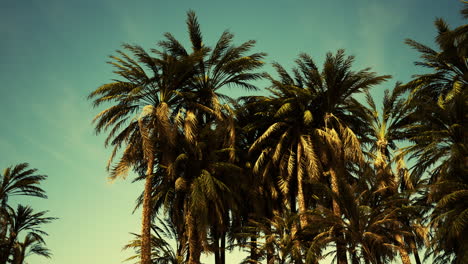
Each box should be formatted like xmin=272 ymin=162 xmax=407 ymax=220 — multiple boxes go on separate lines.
xmin=0 ymin=0 xmax=465 ymax=263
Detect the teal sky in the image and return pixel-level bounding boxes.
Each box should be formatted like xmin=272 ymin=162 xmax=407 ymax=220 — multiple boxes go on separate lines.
xmin=0 ymin=0 xmax=465 ymax=263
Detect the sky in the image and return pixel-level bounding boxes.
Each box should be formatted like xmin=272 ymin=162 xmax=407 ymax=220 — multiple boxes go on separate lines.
xmin=0 ymin=0 xmax=466 ymax=263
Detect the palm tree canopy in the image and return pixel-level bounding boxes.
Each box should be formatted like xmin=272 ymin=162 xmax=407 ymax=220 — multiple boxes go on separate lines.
xmin=0 ymin=163 xmax=47 ymax=207
xmin=402 ymin=9 xmax=468 ymax=263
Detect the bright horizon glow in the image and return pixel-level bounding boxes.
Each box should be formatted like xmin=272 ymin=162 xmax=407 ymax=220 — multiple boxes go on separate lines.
xmin=0 ymin=0 xmax=465 ymax=263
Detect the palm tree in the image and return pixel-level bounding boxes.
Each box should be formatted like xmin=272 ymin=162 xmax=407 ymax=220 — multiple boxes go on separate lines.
xmin=169 ymin=105 xmax=242 ymax=264
xmin=0 ymin=163 xmax=48 ymax=209
xmin=403 ymin=8 xmax=467 ymax=263
xmin=244 ymin=210 xmax=305 ymax=264
xmin=405 ymin=86 xmax=467 ymax=263
xmin=230 ymin=97 xmax=286 ymax=264
xmin=250 ymin=50 xmax=390 ymax=264
xmin=357 ymin=85 xmax=411 ymax=183
xmin=305 ymin=172 xmax=413 ymax=264
xmin=248 ymin=71 xmax=321 ymax=226
xmin=404 ymin=19 xmax=467 ymax=102
xmin=354 ymin=85 xmax=426 ymax=264
xmin=124 ymin=217 xmax=186 ymax=264
xmin=10 ymin=233 xmax=52 ymax=264
xmin=159 ymin=11 xmax=265 ymax=109
xmin=148 ymin=11 xmax=266 ymax=264
xmin=91 ymin=10 xmax=265 ymax=264
xmin=0 ymin=163 xmax=48 ymax=262
xmin=0 ymin=205 xmax=56 ymax=264
xmin=89 ymin=43 xmax=197 ymax=264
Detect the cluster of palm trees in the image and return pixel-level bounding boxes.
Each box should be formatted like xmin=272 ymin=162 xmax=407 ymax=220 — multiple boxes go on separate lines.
xmin=89 ymin=6 xmax=467 ymax=264
xmin=0 ymin=163 xmax=56 ymax=264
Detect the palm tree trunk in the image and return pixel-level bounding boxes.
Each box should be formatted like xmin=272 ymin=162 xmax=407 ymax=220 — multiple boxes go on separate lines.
xmin=177 ymin=216 xmax=187 ymax=261
xmin=187 ymin=209 xmax=201 ymax=264
xmin=291 ymin=162 xmax=304 ymax=264
xmin=11 ymin=245 xmax=25 ymax=264
xmin=213 ymin=227 xmax=220 ymax=264
xmin=141 ymin=156 xmax=154 ymax=264
xmin=329 ymin=167 xmax=341 ymax=222
xmin=396 ymin=234 xmax=411 ymax=264
xmin=214 ymin=231 xmax=225 ymax=264
xmin=0 ymin=240 xmax=13 ymax=264
xmin=290 ymin=191 xmax=297 ymax=213
xmin=291 ymin=223 xmax=303 ymax=264
xmin=351 ymin=250 xmax=359 ymax=264
xmin=267 ymin=252 xmax=274 ymax=264
xmin=297 ymin=143 xmax=308 ymax=228
xmin=297 ymin=178 xmax=307 ymax=227
xmin=0 ymin=231 xmax=17 ymax=264
xmin=408 ymin=238 xmax=421 ymax=264
xmin=294 ymin=144 xmax=305 ymax=264
xmin=410 ymin=238 xmax=421 ymax=264
xmin=250 ymin=234 xmax=258 ymax=262
xmin=413 ymin=250 xmax=421 ymax=264
xmin=0 ymin=247 xmax=9 ymax=264
xmin=330 ymin=167 xmax=348 ymax=264
xmin=0 ymin=214 xmax=7 ymax=242
xmin=213 ymin=228 xmax=226 ymax=264
xmin=220 ymin=232 xmax=226 ymax=264
xmin=214 ymin=246 xmax=220 ymax=264
xmin=266 ymin=223 xmax=274 ymax=264
xmin=214 ymin=234 xmax=220 ymax=264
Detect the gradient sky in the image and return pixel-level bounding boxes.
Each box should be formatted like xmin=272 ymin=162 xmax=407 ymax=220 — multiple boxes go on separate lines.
xmin=0 ymin=0 xmax=465 ymax=263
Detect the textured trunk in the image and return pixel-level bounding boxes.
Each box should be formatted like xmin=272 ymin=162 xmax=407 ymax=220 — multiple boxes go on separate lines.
xmin=396 ymin=234 xmax=411 ymax=264
xmin=290 ymin=191 xmax=297 ymax=213
xmin=250 ymin=234 xmax=258 ymax=262
xmin=292 ymin=150 xmax=306 ymax=264
xmin=141 ymin=156 xmax=154 ymax=264
xmin=293 ymin=142 xmax=305 ymax=263
xmin=330 ymin=167 xmax=348 ymax=264
xmin=334 ymin=223 xmax=347 ymax=264
xmin=297 ymin=178 xmax=307 ymax=227
xmin=177 ymin=233 xmax=187 ymax=263
xmin=0 ymin=215 xmax=7 ymax=243
xmin=329 ymin=168 xmax=341 ymax=221
xmin=291 ymin=224 xmax=303 ymax=264
xmin=187 ymin=210 xmax=201 ymax=264
xmin=297 ymin=143 xmax=308 ymax=229
xmin=0 ymin=230 xmax=16 ymax=264
xmin=11 ymin=247 xmax=25 ymax=264
xmin=266 ymin=224 xmax=274 ymax=264
xmin=0 ymin=240 xmax=13 ymax=264
xmin=330 ymin=169 xmax=341 ymax=217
